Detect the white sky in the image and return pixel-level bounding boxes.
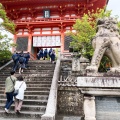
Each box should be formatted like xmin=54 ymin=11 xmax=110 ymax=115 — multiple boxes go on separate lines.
xmin=107 ymin=0 xmax=120 ymax=19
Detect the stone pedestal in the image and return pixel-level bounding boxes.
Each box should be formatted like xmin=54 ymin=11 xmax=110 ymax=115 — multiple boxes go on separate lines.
xmin=84 ymin=96 xmax=96 ymax=120
xmin=72 ymin=53 xmax=80 ymax=72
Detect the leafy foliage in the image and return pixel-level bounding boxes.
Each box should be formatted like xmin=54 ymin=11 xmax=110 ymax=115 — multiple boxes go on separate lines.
xmin=0 ymin=4 xmax=15 ymax=33
xmin=0 ymin=3 xmax=16 ymax=64
xmin=68 ymin=8 xmax=120 ymax=72
xmin=69 ymin=8 xmax=112 ymax=61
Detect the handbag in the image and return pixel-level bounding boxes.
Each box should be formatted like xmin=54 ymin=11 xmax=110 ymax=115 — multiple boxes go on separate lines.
xmin=10 ymin=76 xmax=23 ymax=96
xmin=13 ymin=89 xmax=19 ymax=96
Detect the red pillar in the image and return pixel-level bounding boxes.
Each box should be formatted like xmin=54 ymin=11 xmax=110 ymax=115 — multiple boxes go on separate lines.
xmin=60 ymin=25 xmax=65 ymax=53
xmin=61 ymin=31 xmax=64 ymax=53
xmin=28 ymin=33 xmax=32 ymax=52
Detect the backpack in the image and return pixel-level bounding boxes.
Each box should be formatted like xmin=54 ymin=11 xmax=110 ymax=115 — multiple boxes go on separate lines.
xmin=19 ymin=57 xmax=24 ymax=63
xmin=13 ymin=55 xmax=19 ymax=61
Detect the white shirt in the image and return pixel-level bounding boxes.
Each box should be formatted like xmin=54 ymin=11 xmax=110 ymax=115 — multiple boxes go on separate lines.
xmin=14 ymin=81 xmax=27 ymax=100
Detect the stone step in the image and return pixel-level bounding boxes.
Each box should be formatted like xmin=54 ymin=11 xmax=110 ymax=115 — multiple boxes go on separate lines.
xmin=25 ymin=87 xmax=50 ymax=91
xmin=0 ymin=87 xmax=50 ymax=91
xmin=4 ymin=65 xmax=55 ymax=68
xmin=0 ymin=67 xmax=54 ymax=71
xmin=0 ymin=77 xmax=53 ymax=80
xmin=0 ymin=104 xmax=46 ymax=112
xmin=6 ymin=61 xmax=54 ymax=64
xmin=25 ymin=91 xmax=49 ymax=95
xmin=56 ymin=115 xmax=83 ymax=120
xmin=0 ymin=94 xmax=48 ymax=100
xmin=0 ymin=99 xmax=48 ymax=106
xmin=0 ymin=78 xmax=53 ymax=81
xmin=0 ymin=84 xmax=51 ymax=87
xmin=1 ymin=69 xmax=54 ymax=73
xmin=0 ymin=60 xmax=55 ymax=119
xmin=2 ymin=66 xmax=55 ymax=69
xmin=28 ymin=62 xmax=55 ymax=65
xmin=0 ymin=90 xmax=49 ymax=95
xmin=24 ymin=78 xmax=52 ymax=81
xmin=0 ymin=69 xmax=54 ymax=72
xmin=0 ymin=70 xmax=54 ymax=74
xmin=0 ymin=74 xmax=53 ymax=77
xmin=0 ymin=81 xmax=52 ymax=84
xmin=15 ymin=72 xmax=53 ymax=76
xmin=0 ymin=118 xmax=40 ymax=120
xmin=30 ymin=64 xmax=54 ymax=66
xmin=20 ymin=72 xmax=54 ymax=74
xmin=24 ymin=81 xmax=52 ymax=84
xmin=0 ymin=110 xmax=44 ymax=119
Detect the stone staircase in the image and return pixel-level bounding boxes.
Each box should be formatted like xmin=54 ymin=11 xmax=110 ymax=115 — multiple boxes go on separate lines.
xmin=0 ymin=60 xmax=55 ymax=119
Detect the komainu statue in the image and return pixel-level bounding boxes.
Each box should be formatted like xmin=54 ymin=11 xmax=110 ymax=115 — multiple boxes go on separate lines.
xmin=86 ymin=17 xmax=120 ymax=73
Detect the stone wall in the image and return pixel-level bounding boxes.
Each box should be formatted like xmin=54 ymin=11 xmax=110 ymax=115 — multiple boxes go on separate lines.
xmin=57 ymin=60 xmax=84 ymax=116
xmin=57 ymin=87 xmax=84 ymax=116
xmin=59 ymin=54 xmax=120 ymax=120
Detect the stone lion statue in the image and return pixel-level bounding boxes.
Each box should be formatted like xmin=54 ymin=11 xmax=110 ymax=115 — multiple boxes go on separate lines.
xmin=86 ymin=17 xmax=120 ymax=73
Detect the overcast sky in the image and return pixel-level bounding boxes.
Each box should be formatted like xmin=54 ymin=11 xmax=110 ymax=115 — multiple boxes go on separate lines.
xmin=107 ymin=0 xmax=120 ymax=18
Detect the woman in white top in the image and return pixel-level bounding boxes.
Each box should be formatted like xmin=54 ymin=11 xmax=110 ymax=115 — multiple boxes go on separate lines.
xmin=14 ymin=75 xmax=26 ymax=113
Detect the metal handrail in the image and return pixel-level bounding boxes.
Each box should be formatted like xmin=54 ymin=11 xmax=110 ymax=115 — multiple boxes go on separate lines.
xmin=0 ymin=60 xmax=13 ymax=70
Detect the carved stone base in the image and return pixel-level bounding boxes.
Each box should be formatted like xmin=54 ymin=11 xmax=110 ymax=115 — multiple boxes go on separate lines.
xmin=85 ymin=117 xmax=96 ymax=120
xmin=84 ymin=96 xmax=96 ymax=120
xmin=41 ymin=114 xmax=55 ymax=120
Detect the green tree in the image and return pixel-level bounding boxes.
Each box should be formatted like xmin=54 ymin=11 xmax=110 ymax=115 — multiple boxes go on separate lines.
xmin=69 ymin=8 xmax=112 ymax=60
xmin=68 ymin=8 xmax=120 ymax=72
xmin=0 ymin=3 xmax=16 ymax=65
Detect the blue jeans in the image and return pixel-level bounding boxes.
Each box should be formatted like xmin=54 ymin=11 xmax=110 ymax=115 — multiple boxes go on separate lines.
xmin=5 ymin=92 xmax=14 ymax=109
xmin=13 ymin=60 xmax=19 ymax=72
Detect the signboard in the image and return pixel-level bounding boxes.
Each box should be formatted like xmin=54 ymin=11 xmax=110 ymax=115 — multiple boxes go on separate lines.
xmin=33 ymin=36 xmax=61 ymax=47
xmin=43 ymin=10 xmax=50 ymax=18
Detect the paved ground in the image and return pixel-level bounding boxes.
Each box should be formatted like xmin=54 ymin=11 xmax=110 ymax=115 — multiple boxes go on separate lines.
xmin=56 ymin=116 xmax=82 ymax=120
xmin=0 ymin=118 xmax=40 ymax=120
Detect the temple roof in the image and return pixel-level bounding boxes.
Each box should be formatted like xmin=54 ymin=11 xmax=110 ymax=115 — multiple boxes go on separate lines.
xmin=0 ymin=0 xmax=109 ymax=29
xmin=1 ymin=0 xmax=109 ymax=17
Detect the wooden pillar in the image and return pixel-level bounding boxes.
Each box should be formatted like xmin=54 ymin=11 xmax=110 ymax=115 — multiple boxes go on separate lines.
xmin=61 ymin=31 xmax=64 ymax=53
xmin=28 ymin=33 xmax=32 ymax=52
xmin=60 ymin=24 xmax=65 ymax=53
xmin=84 ymin=96 xmax=96 ymax=120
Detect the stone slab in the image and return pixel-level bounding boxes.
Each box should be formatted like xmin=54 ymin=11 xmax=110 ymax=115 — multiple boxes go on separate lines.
xmin=77 ymin=77 xmax=120 ymax=87
xmin=63 ymin=117 xmax=81 ymax=120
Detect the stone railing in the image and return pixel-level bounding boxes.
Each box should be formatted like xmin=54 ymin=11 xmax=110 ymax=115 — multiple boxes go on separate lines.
xmin=41 ymin=53 xmax=61 ymax=120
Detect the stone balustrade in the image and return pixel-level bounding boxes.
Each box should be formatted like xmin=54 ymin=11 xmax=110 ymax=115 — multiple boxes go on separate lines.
xmin=41 ymin=54 xmax=61 ymax=120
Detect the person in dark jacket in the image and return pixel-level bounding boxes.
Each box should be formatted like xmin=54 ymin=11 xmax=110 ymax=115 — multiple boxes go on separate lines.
xmin=12 ymin=51 xmax=20 ymax=72
xmin=38 ymin=48 xmax=43 ymax=60
xmin=50 ymin=49 xmax=56 ymax=63
xmin=24 ymin=52 xmax=30 ymax=68
xmin=19 ymin=51 xmax=26 ymax=74
xmin=48 ymin=48 xmax=52 ymax=57
xmin=48 ymin=48 xmax=52 ymax=62
xmin=43 ymin=48 xmax=48 ymax=60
